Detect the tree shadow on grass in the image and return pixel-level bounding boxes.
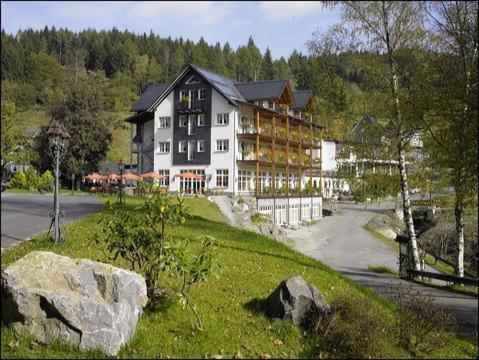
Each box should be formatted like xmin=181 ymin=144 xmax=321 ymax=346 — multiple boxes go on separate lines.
xmin=144 ymin=290 xmax=176 ymax=314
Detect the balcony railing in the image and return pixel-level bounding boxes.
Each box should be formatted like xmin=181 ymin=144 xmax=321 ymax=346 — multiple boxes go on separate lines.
xmin=176 ymin=99 xmax=206 ymax=113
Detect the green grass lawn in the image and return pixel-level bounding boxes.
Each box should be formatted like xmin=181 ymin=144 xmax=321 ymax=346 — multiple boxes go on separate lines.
xmin=1 ymin=196 xmax=476 ymax=359
xmin=368 ymin=265 xmax=398 ymax=276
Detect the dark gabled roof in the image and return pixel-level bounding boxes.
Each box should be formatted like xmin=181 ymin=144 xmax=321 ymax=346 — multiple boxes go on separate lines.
xmin=235 ymin=80 xmax=289 ymax=102
xmin=351 ymin=114 xmax=382 ymax=145
xmin=190 ymin=64 xmax=245 ymax=104
xmin=351 ymin=114 xmax=377 ymax=134
xmin=291 ymin=90 xmax=312 ymax=110
xmin=130 ymin=84 xmax=168 ymax=112
xmin=146 ymin=64 xmax=244 ymax=111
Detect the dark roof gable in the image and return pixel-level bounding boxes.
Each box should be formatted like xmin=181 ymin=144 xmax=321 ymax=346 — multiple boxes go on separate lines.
xmin=235 ymin=80 xmax=289 ymax=102
xmin=291 ymin=90 xmax=312 ymax=110
xmin=130 ymin=84 xmax=168 ymax=112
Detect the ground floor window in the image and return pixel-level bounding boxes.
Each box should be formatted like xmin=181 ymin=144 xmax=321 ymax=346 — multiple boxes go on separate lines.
xmin=179 ymin=169 xmax=205 ymax=193
xmin=258 ymin=171 xmax=269 ymax=192
xmin=158 ymin=169 xmax=170 ymax=186
xmin=216 ymin=169 xmax=229 ymax=187
xmin=238 ymin=170 xmax=252 ymax=191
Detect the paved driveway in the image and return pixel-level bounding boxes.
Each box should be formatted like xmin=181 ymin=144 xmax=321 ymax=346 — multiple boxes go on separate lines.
xmin=286 ymin=201 xmax=478 ymax=338
xmin=1 ymin=193 xmax=103 ymax=249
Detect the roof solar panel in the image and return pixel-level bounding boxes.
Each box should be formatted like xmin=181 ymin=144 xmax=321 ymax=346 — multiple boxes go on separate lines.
xmin=199 ymin=68 xmax=227 ymax=85
xmin=216 ymin=83 xmax=235 ymax=97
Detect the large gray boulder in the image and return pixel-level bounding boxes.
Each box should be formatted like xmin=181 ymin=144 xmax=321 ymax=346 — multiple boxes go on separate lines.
xmin=265 ymin=276 xmax=330 ymax=329
xmin=1 ymin=251 xmax=147 ymax=356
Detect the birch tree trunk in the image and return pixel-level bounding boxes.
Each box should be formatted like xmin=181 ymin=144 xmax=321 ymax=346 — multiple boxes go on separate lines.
xmin=382 ymin=1 xmax=421 ymax=270
xmin=398 ymin=141 xmax=421 ymax=270
xmin=455 ymin=196 xmax=465 ymax=277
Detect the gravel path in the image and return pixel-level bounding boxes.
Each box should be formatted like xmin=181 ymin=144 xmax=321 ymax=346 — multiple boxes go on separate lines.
xmin=286 ymin=201 xmax=478 ymax=338
xmin=1 ymin=193 xmax=103 ymax=249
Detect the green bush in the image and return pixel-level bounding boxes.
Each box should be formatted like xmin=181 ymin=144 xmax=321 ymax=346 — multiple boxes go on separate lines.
xmin=93 ymin=190 xmax=221 ymax=329
xmin=24 ymin=167 xmax=40 ymax=192
xmin=250 ymin=213 xmax=268 ymax=224
xmin=7 ymin=170 xmax=28 ymax=189
xmin=237 ymin=197 xmax=245 ymax=204
xmin=38 ymin=170 xmax=54 ymax=192
xmin=94 ymin=190 xmax=190 ymax=300
xmin=389 ymin=284 xmax=456 ymax=357
xmin=313 ymin=294 xmax=389 ymax=358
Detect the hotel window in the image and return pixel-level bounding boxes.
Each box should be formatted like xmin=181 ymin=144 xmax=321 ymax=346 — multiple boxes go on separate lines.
xmin=216 ymin=169 xmax=229 ymax=187
xmin=216 ymin=113 xmax=229 ymax=125
xmin=197 ymin=140 xmax=205 ymax=152
xmin=179 ymin=115 xmax=187 ymax=127
xmin=238 ymin=170 xmax=252 ymax=191
xmin=188 ymin=141 xmax=196 ymax=161
xmin=158 ymin=116 xmax=170 ymax=128
xmin=180 ymin=90 xmax=189 ymax=101
xmin=158 ymin=169 xmax=170 ymax=186
xmin=190 ymin=89 xmax=198 ymax=101
xmin=198 ymin=88 xmax=206 ymax=100
xmin=158 ymin=141 xmax=170 ymax=153
xmin=216 ymin=139 xmax=229 ymax=152
xmin=188 ymin=115 xmax=196 ymax=135
xmin=197 ymin=114 xmax=205 ymax=126
xmin=179 ymin=141 xmax=187 ymax=153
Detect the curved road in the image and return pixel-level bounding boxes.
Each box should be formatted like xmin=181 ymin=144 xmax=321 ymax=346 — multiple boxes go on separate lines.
xmin=1 ymin=193 xmax=103 ymax=249
xmin=286 ymin=201 xmax=478 ymax=338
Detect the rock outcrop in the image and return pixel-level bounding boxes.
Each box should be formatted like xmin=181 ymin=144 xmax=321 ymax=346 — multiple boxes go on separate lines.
xmin=1 ymin=251 xmax=147 ymax=356
xmin=265 ymin=275 xmax=330 ymax=329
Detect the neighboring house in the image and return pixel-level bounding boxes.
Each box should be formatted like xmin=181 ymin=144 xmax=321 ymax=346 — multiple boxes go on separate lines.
xmin=126 ymin=63 xmax=324 ymax=224
xmin=3 ymin=127 xmax=40 ymax=179
xmin=313 ymin=115 xmax=424 ymax=198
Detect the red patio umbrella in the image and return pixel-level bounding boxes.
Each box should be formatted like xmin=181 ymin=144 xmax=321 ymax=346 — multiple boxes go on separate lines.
xmin=106 ymin=173 xmax=120 ymax=180
xmin=141 ymin=172 xmax=166 ymax=179
xmin=174 ymin=172 xmax=203 ymax=180
xmin=121 ymin=172 xmax=143 ymax=181
xmin=84 ymin=173 xmax=107 ymax=180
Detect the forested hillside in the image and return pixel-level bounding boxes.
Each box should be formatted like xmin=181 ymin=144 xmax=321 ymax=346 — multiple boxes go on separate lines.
xmin=1 ymin=26 xmax=370 ymax=146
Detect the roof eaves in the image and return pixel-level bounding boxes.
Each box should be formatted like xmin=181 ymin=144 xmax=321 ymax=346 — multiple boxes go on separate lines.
xmin=147 ymin=67 xmax=191 ymax=112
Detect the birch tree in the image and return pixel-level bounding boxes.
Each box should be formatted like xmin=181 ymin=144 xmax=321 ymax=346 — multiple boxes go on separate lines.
xmin=309 ymin=1 xmax=426 ymax=270
xmin=421 ymin=1 xmax=478 ymax=277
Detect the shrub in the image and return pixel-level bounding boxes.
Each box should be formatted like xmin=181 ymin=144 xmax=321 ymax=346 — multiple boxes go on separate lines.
xmin=251 ymin=213 xmax=268 ymax=224
xmin=165 ymin=236 xmax=221 ymax=330
xmin=38 ymin=170 xmax=54 ymax=192
xmin=313 ymin=294 xmax=389 ymax=358
xmin=389 ymin=284 xmax=456 ymax=357
xmin=24 ymin=167 xmax=40 ymax=192
xmin=7 ymin=170 xmax=27 ymax=189
xmin=237 ymin=197 xmax=245 ymax=204
xmin=93 ymin=190 xmax=190 ymax=299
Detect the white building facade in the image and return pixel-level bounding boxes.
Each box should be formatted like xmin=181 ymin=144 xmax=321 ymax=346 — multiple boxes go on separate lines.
xmin=127 ymin=64 xmax=324 ymax=224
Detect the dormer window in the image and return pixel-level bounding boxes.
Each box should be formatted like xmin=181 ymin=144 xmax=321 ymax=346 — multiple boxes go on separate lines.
xmin=185 ymin=75 xmax=199 ymax=84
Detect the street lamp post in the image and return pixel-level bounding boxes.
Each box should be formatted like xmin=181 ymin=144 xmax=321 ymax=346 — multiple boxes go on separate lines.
xmin=116 ymin=158 xmax=125 ymax=204
xmin=46 ymin=119 xmax=70 ymax=245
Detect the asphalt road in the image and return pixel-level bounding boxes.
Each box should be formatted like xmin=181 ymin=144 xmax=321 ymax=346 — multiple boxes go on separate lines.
xmin=286 ymin=201 xmax=478 ymax=338
xmin=1 ymin=193 xmax=103 ymax=249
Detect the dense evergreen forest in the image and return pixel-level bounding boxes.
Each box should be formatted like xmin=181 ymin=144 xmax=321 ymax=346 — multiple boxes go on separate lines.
xmin=1 ymin=27 xmax=369 ymax=139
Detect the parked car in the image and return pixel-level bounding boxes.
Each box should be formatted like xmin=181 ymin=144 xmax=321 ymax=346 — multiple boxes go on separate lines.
xmin=1 ymin=182 xmax=6 ymax=192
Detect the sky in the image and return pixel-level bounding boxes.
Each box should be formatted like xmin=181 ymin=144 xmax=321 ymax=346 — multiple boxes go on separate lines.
xmin=1 ymin=1 xmax=342 ymax=59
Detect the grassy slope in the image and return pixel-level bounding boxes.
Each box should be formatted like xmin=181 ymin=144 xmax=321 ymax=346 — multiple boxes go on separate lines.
xmin=15 ymin=109 xmax=132 ymax=164
xmin=1 ymin=197 xmax=476 ymax=359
